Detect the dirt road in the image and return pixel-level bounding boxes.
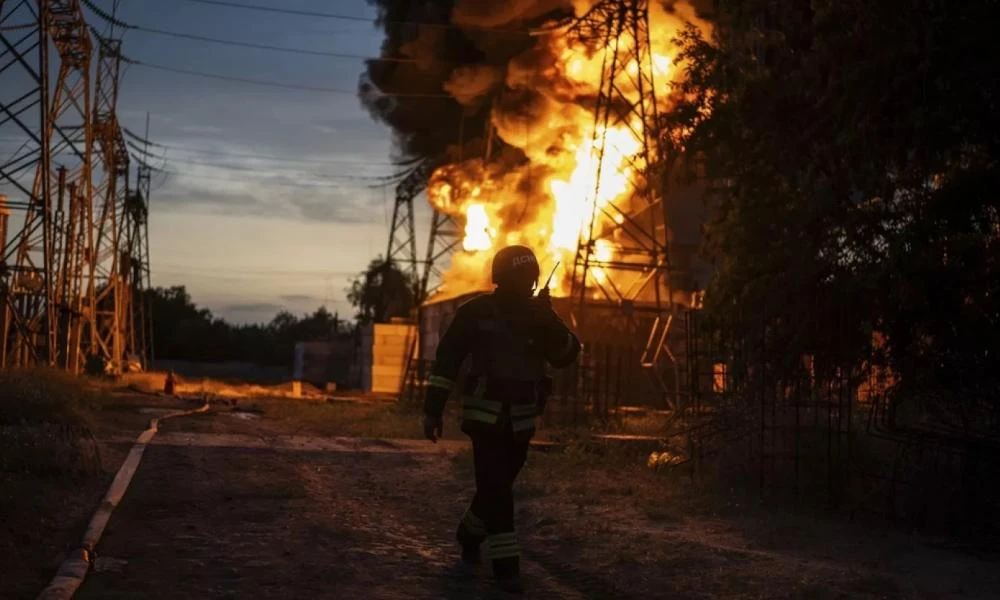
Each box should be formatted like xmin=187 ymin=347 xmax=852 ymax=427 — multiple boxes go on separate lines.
xmin=76 ymin=432 xmax=590 ymax=599
xmin=60 ymin=401 xmax=1000 ymax=599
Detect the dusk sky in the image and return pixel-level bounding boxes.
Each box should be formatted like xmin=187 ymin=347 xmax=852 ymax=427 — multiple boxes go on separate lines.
xmin=97 ymin=0 xmax=416 ymax=324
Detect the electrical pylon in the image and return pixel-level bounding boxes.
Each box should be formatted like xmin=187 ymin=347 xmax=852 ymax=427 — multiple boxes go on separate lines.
xmin=385 ymin=166 xmax=421 ymax=301
xmin=124 ymin=117 xmax=153 ymax=368
xmin=1 ymin=0 xmax=96 ymax=372
xmin=567 ymin=0 xmax=683 ymax=408
xmin=1 ymin=0 xmax=54 ymax=367
xmin=90 ymin=30 xmax=129 ymax=373
xmin=420 ymin=209 xmax=461 ymax=299
xmin=419 ymin=113 xmax=474 ymax=300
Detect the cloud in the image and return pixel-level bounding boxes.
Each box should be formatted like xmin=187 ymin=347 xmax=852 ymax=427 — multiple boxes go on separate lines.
xmin=151 ymin=163 xmax=385 ymax=224
xmin=178 ymin=124 xmax=223 ymax=135
xmin=280 ymin=294 xmax=322 ymax=303
xmin=289 ymin=189 xmax=382 ymax=224
xmin=222 ymin=302 xmax=286 ymax=314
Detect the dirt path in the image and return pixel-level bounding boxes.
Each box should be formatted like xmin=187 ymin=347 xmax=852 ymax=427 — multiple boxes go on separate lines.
xmin=77 ymin=434 xmax=588 ymax=599
xmin=65 ymin=401 xmax=1000 ymax=600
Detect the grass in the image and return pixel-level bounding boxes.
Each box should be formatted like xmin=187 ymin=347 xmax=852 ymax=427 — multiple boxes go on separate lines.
xmin=1 ymin=368 xmax=118 ymax=597
xmin=0 ymin=368 xmax=102 ymax=477
xmin=157 ymin=394 xmax=469 ymax=442
xmin=264 ymin=399 xmax=430 ymax=439
xmin=453 ymin=439 xmax=935 ymax=598
xmin=0 ymin=367 xmax=96 ymax=427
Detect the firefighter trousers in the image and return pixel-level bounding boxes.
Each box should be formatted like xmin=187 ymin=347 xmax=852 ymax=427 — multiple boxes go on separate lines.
xmin=458 ymin=418 xmax=530 ymax=578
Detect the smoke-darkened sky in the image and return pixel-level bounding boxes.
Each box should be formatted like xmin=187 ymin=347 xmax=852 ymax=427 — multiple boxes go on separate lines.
xmin=0 ymin=0 xmax=405 ymax=324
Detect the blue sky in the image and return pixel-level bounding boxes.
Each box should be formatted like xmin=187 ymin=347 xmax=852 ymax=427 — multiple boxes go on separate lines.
xmin=3 ymin=0 xmax=422 ymax=324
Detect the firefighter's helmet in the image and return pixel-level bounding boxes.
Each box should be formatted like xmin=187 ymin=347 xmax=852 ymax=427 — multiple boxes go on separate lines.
xmin=491 ymin=245 xmax=540 ymax=287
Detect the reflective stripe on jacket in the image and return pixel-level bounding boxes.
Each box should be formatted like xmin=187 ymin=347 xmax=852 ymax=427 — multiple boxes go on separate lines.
xmin=423 ymin=292 xmax=579 ymax=441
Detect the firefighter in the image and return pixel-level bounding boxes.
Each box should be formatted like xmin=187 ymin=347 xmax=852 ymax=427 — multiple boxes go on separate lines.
xmin=422 ymin=245 xmax=580 ymax=594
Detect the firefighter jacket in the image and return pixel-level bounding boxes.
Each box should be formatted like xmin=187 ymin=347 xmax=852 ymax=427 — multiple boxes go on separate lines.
xmin=423 ymin=292 xmax=580 ymax=441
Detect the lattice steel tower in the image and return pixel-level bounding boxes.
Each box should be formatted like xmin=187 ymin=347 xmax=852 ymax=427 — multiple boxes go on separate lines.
xmin=90 ymin=29 xmax=129 ymax=373
xmin=384 ymin=165 xmax=422 ymax=303
xmin=123 ymin=115 xmax=153 ymax=369
xmin=567 ymin=0 xmax=683 ymax=407
xmin=1 ymin=0 xmax=96 ymax=372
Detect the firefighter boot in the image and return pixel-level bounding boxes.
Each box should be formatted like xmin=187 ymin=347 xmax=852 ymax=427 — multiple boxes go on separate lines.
xmin=496 ymin=575 xmax=525 ymax=594
xmin=456 ymin=523 xmax=483 ymax=566
xmin=493 ymin=558 xmax=524 ymax=594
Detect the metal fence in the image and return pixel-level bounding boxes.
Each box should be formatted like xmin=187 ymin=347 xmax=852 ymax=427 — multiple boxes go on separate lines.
xmin=687 ymin=305 xmax=1000 ymax=536
xmin=401 ymin=305 xmax=1000 ymax=535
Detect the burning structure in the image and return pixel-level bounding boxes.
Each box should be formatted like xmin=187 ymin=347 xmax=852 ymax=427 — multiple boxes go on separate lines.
xmin=364 ymin=0 xmax=714 ymax=411
xmin=425 ymin=0 xmax=711 ymax=304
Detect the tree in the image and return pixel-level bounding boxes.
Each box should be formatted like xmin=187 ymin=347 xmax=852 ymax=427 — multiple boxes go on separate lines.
xmin=144 ymin=286 xmax=216 ymax=362
xmin=664 ymin=0 xmax=1000 ymax=428
xmin=143 ymin=287 xmax=351 ymax=366
xmin=347 ymin=257 xmax=417 ymax=324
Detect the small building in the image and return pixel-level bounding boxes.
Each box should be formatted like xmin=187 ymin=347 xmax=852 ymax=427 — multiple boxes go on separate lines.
xmin=293 ymin=338 xmax=355 ymax=392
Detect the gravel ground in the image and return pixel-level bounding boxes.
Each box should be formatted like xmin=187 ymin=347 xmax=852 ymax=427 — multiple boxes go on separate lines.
xmin=76 ymin=438 xmax=587 ymax=599
xmin=10 ymin=396 xmax=999 ymax=599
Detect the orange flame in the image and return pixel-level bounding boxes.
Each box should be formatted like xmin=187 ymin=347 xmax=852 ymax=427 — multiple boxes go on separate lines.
xmin=427 ymin=1 xmax=712 ymax=299
xmin=462 ymin=203 xmax=496 ymax=251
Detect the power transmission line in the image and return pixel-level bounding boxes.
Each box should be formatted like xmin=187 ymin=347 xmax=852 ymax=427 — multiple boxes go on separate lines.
xmin=175 ymin=0 xmax=372 ymax=22
xmin=136 ymin=25 xmax=422 ymax=63
xmin=170 ymin=0 xmax=553 ymax=34
xmin=154 ymin=263 xmax=357 ymax=277
xmin=160 ymin=156 xmax=399 ymax=180
xmin=121 ymin=57 xmax=453 ymax=98
xmin=144 ymin=142 xmax=403 ymax=168
xmin=158 ymin=169 xmax=401 ymax=188
xmin=82 ymin=7 xmax=457 ymax=97
xmin=81 ymin=1 xmax=423 ymax=63
xmin=123 ymin=126 xmax=163 ymax=148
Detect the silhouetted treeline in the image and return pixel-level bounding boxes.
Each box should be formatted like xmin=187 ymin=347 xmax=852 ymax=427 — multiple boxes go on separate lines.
xmin=665 ymin=0 xmax=1000 ymax=411
xmin=145 ymin=286 xmax=350 ymax=366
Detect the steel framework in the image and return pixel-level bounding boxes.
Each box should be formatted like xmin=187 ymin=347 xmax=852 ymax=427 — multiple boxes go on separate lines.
xmin=123 ymin=135 xmax=151 ymax=368
xmin=567 ymin=0 xmax=684 ymax=409
xmin=1 ymin=0 xmax=140 ymax=373
xmin=420 ymin=209 xmax=461 ymax=300
xmin=384 ymin=163 xmax=422 ymax=301
xmin=1 ymin=0 xmax=97 ymax=371
xmin=89 ymin=28 xmax=133 ymax=372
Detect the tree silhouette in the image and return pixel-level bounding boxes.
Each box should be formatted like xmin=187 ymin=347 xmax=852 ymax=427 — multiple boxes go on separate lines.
xmin=347 ymin=257 xmax=416 ymax=324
